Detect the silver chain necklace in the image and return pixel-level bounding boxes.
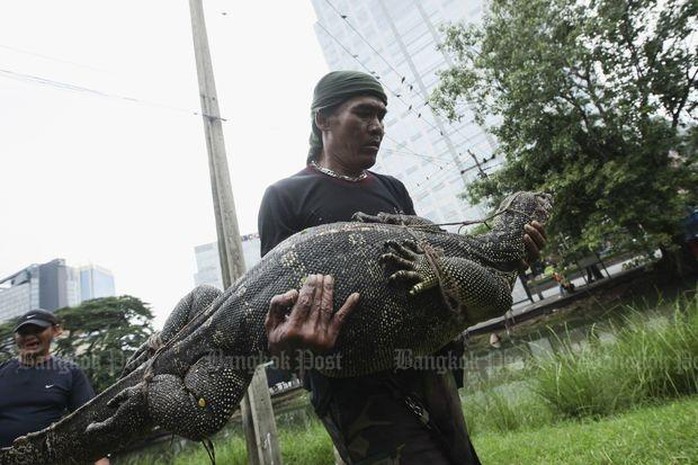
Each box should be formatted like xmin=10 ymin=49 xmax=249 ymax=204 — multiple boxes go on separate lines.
xmin=310 ymin=160 xmax=368 ymax=182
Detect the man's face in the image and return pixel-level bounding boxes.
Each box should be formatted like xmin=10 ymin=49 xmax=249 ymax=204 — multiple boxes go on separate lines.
xmin=323 ymin=95 xmax=387 ymax=171
xmin=14 ymin=324 xmax=57 ymax=360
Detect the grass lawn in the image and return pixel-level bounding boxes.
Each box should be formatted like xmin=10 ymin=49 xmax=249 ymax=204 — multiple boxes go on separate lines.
xmin=474 ymin=396 xmax=698 ymax=464
xmin=116 ymin=396 xmax=698 ymax=464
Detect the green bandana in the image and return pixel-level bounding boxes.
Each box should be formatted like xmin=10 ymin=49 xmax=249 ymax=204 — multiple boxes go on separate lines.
xmin=307 ymin=71 xmax=388 ymax=162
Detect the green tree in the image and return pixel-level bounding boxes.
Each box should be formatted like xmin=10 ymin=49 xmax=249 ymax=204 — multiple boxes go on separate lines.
xmin=0 ymin=320 xmax=17 ymax=362
xmin=431 ymin=0 xmax=698 ymax=268
xmin=0 ymin=296 xmax=154 ymax=393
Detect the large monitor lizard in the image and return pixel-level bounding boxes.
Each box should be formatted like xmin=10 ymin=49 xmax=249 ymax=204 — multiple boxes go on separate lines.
xmin=0 ymin=191 xmax=552 ymax=464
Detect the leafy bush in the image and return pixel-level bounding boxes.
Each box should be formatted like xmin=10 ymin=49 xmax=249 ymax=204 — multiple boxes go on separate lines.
xmin=532 ymin=293 xmax=698 ymax=419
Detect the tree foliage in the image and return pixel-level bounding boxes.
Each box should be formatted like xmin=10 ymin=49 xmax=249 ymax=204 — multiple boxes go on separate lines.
xmin=0 ymin=320 xmax=17 ymax=362
xmin=54 ymin=296 xmax=154 ymax=393
xmin=431 ymin=0 xmax=698 ymax=263
xmin=0 ymin=296 xmax=154 ymax=393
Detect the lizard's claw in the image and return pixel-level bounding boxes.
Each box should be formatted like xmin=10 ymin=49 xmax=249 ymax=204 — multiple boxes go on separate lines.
xmin=352 ymin=211 xmax=380 ymax=223
xmin=352 ymin=212 xmax=411 ymax=225
xmin=379 ymin=239 xmax=421 ymax=272
xmin=379 ymin=252 xmax=415 ymax=270
xmin=383 ymin=239 xmax=422 ymax=257
xmin=106 ymin=384 xmax=143 ymax=409
xmin=380 ymin=240 xmax=438 ymax=295
xmin=86 ymin=383 xmax=148 ymax=435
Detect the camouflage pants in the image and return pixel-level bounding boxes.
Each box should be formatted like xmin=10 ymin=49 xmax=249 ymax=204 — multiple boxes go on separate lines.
xmin=308 ymin=369 xmax=481 ymax=465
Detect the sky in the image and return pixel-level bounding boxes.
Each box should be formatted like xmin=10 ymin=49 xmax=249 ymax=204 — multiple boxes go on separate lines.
xmin=0 ymin=1 xmax=329 ymax=328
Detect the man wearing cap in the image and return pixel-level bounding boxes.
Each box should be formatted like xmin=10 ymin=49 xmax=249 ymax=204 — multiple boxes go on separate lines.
xmin=260 ymin=70 xmax=546 ymax=464
xmin=0 ymin=309 xmax=109 ymax=465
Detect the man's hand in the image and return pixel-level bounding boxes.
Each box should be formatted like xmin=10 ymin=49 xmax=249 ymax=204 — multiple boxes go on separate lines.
xmin=264 ymin=274 xmax=359 ymax=358
xmin=521 ymin=220 xmax=547 ymax=271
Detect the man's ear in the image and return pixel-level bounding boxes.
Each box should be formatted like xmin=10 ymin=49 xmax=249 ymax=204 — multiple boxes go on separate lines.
xmin=51 ymin=324 xmax=63 ymax=338
xmin=314 ymin=110 xmax=331 ymax=131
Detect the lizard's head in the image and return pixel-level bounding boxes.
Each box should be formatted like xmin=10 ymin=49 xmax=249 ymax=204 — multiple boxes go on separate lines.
xmin=495 ymin=191 xmax=554 ymax=224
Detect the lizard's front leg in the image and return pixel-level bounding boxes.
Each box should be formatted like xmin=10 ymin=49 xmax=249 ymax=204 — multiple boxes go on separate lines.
xmin=89 ymin=356 xmax=253 ymax=441
xmin=380 ymin=239 xmax=515 ymax=324
xmin=145 ymin=356 xmax=253 ymax=440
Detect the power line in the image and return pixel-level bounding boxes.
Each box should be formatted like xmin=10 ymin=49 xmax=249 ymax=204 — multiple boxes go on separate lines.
xmin=382 ymin=147 xmax=449 ymax=163
xmin=381 ymin=134 xmax=453 ymax=162
xmin=413 ymin=150 xmax=498 ymax=188
xmin=381 ymin=148 xmax=458 ymax=188
xmin=0 ymin=68 xmax=223 ymax=120
xmin=321 ymin=0 xmax=421 ymax=98
xmin=380 ymin=145 xmax=453 ymax=190
xmin=315 ymin=22 xmax=456 ymax=142
xmin=320 ymin=0 xmax=491 ymax=155
xmin=382 ymin=130 xmax=495 ymax=179
xmin=383 ymin=132 xmax=498 ymax=187
xmin=409 ymin=159 xmax=500 ymax=204
xmin=0 ymin=43 xmax=107 ymax=73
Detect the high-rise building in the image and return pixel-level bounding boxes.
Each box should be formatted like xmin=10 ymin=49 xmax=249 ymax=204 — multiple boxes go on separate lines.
xmin=310 ymin=0 xmax=497 ymax=229
xmin=0 ymin=259 xmax=116 ymax=322
xmin=0 ymin=266 xmax=40 ymax=323
xmin=79 ymin=265 xmax=116 ymax=301
xmin=193 ymin=242 xmax=224 ymax=290
xmin=193 ymin=234 xmax=262 ymax=290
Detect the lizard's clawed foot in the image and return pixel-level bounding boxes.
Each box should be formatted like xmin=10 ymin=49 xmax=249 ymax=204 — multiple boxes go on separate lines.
xmin=380 ymin=240 xmax=440 ymax=295
xmin=121 ymin=332 xmax=163 ymax=377
xmin=352 ymin=211 xmax=411 ymax=225
xmin=85 ymin=383 xmax=148 ymax=435
xmin=352 ymin=211 xmax=382 ymax=223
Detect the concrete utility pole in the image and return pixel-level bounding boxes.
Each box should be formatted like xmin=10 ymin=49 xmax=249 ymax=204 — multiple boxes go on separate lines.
xmin=188 ymin=2 xmax=282 ymax=464
xmin=188 ymin=0 xmax=244 ymax=288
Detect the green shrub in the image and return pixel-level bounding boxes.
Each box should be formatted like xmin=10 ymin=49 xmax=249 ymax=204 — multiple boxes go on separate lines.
xmin=531 ymin=293 xmax=698 ymax=419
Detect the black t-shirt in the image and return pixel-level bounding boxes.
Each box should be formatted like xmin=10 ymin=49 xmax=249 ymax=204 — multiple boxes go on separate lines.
xmin=258 ymin=166 xmax=415 ymax=257
xmin=0 ymin=357 xmax=95 ymax=447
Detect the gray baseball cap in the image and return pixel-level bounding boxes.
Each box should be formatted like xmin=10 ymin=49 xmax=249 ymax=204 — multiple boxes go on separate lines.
xmin=13 ymin=309 xmax=59 ymax=333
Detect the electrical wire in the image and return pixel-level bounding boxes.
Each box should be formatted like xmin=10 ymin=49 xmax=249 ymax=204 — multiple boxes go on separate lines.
xmin=315 ymin=21 xmax=463 ymax=147
xmin=0 ymin=43 xmax=107 ymax=73
xmin=320 ymin=0 xmax=493 ymax=156
xmin=0 ymin=68 xmax=223 ymax=120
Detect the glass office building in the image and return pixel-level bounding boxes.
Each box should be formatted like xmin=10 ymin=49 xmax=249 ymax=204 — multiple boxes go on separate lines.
xmin=0 ymin=259 xmax=115 ymax=323
xmin=79 ymin=265 xmax=116 ymax=302
xmin=193 ymin=234 xmax=262 ymax=290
